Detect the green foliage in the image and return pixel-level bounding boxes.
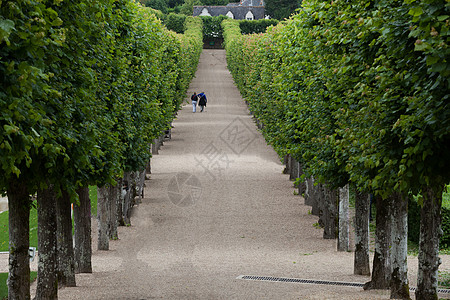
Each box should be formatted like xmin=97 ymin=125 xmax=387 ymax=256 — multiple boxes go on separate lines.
xmin=442 ymin=207 xmax=450 ymax=249
xmin=202 ymin=0 xmax=229 ymax=5
xmin=89 ymin=186 xmax=98 ymax=217
xmin=223 ymin=0 xmax=450 ymax=192
xmin=222 ymin=0 xmax=450 ymax=257
xmin=177 ymin=16 xmax=204 ymax=104
xmin=439 ymin=270 xmax=450 ymax=289
xmin=265 ymin=0 xmax=301 ymax=20
xmin=239 ymin=19 xmax=279 ymax=34
xmin=143 ymin=0 xmax=169 ymax=14
xmin=163 ymin=13 xmax=187 ymax=33
xmin=167 ymin=0 xmax=185 ymax=8
xmin=443 ymin=184 xmax=450 ymax=209
xmin=1 ymin=0 xmax=202 ymax=197
xmin=406 ymin=192 xmax=450 ymax=249
xmin=180 ymin=0 xmax=202 ymax=16
xmin=0 ymin=206 xmax=37 ymax=252
xmin=201 ymin=16 xmax=228 ymax=39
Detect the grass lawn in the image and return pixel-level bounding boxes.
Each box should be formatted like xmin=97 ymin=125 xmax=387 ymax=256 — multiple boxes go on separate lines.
xmin=0 ymin=206 xmax=37 ymax=252
xmin=0 ymin=186 xmax=97 ymax=253
xmin=0 ymin=271 xmax=37 ymax=299
xmin=0 ymin=186 xmax=97 ymax=294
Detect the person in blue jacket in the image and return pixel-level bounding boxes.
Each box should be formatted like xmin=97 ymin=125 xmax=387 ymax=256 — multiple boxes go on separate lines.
xmin=198 ymin=92 xmax=207 ymax=112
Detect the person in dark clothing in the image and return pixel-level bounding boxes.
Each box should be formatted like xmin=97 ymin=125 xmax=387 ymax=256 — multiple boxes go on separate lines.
xmin=198 ymin=92 xmax=207 ymax=112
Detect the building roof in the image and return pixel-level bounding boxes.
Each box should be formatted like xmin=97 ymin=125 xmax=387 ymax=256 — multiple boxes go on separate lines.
xmin=236 ymin=0 xmax=264 ymax=6
xmin=193 ymin=5 xmax=265 ymax=20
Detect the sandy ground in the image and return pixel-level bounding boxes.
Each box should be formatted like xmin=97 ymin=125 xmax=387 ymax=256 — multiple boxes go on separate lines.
xmin=3 ymin=49 xmax=448 ymax=299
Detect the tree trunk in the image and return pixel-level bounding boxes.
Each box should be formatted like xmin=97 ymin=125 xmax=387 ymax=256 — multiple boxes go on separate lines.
xmin=390 ymin=192 xmax=411 ymax=299
xmin=7 ymin=178 xmax=31 ymax=300
xmin=146 ymin=158 xmax=151 ymax=174
xmin=125 ymin=170 xmax=140 ymax=222
xmin=35 ymin=185 xmax=57 ymax=300
xmin=136 ymin=169 xmax=145 ymax=204
xmin=304 ymin=176 xmax=314 ymax=207
xmin=122 ymin=172 xmax=133 ymax=226
xmin=97 ymin=185 xmax=110 ymax=250
xmin=415 ymin=186 xmax=443 ymax=300
xmin=74 ymin=187 xmax=92 ymax=273
xmin=364 ymin=195 xmax=391 ymax=290
xmin=338 ymin=184 xmax=349 ymax=251
xmin=323 ymin=184 xmax=337 ymax=239
xmin=311 ymin=177 xmax=320 ymax=216
xmin=289 ymin=158 xmax=299 ymax=181
xmin=283 ymin=154 xmax=291 ymax=175
xmin=317 ymin=183 xmax=326 ymax=228
xmin=354 ymin=190 xmax=370 ymax=276
xmin=151 ymin=140 xmax=158 ymax=155
xmin=56 ymin=190 xmax=76 ymax=287
xmin=117 ymin=177 xmax=126 ymax=226
xmin=297 ymin=163 xmax=306 ymax=197
xmin=108 ymin=183 xmax=119 ymax=240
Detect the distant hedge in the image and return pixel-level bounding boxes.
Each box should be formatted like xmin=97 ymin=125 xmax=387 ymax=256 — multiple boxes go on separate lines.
xmin=239 ymin=19 xmax=279 ymax=34
xmin=162 ymin=13 xmax=187 ymax=33
xmin=201 ymin=15 xmax=228 ymax=39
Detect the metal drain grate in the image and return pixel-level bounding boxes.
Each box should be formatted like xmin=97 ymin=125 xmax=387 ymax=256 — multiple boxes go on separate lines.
xmin=236 ymin=275 xmax=450 ymax=294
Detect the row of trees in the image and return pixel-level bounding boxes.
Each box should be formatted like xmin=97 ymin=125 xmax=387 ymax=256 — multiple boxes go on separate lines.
xmin=0 ymin=0 xmax=203 ymax=298
xmin=222 ymin=0 xmax=449 ymax=299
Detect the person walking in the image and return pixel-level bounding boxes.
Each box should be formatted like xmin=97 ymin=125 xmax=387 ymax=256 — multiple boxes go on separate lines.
xmin=191 ymin=92 xmax=198 ymax=113
xmin=198 ymin=92 xmax=207 ymax=112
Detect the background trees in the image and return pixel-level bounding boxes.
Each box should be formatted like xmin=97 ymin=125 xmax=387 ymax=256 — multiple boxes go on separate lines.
xmin=264 ymin=0 xmax=302 ymax=20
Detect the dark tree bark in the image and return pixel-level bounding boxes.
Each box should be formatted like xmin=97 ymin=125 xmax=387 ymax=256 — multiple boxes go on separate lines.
xmin=108 ymin=183 xmax=119 ymax=240
xmin=390 ymin=192 xmax=411 ymax=300
xmin=416 ymin=186 xmax=443 ymax=300
xmin=146 ymin=158 xmax=151 ymax=174
xmin=354 ymin=190 xmax=370 ymax=276
xmin=122 ymin=185 xmax=132 ymax=226
xmin=97 ymin=185 xmax=110 ymax=250
xmin=117 ymin=177 xmax=126 ymax=226
xmin=289 ymin=158 xmax=299 ymax=181
xmin=151 ymin=140 xmax=158 ymax=155
xmin=7 ymin=178 xmax=31 ymax=300
xmin=297 ymin=163 xmax=306 ymax=197
xmin=35 ymin=185 xmax=57 ymax=300
xmin=123 ymin=172 xmax=136 ymax=226
xmin=74 ymin=187 xmax=92 ymax=273
xmin=322 ymin=184 xmax=337 ymax=239
xmin=304 ymin=176 xmax=314 ymax=207
xmin=337 ymin=185 xmax=349 ymax=252
xmin=56 ymin=190 xmax=76 ymax=287
xmin=317 ymin=183 xmax=327 ymax=227
xmin=311 ymin=178 xmax=321 ymax=216
xmin=136 ymin=169 xmax=146 ymax=204
xmin=364 ymin=195 xmax=391 ymax=290
xmin=97 ymin=183 xmax=119 ymax=250
xmin=283 ymin=154 xmax=290 ymax=175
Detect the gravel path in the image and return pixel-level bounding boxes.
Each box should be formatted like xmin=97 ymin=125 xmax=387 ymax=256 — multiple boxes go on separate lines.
xmin=53 ymin=49 xmax=449 ymax=299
